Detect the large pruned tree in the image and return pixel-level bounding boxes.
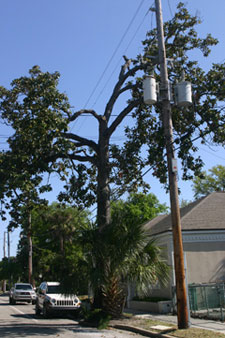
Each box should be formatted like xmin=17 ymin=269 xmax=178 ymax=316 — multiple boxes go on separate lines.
xmin=0 ymin=1 xmax=225 ymax=309
xmin=1 ymin=3 xmax=225 ymax=227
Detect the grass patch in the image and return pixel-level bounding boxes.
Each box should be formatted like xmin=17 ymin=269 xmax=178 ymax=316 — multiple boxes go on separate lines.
xmin=115 ymin=315 xmax=225 ymax=337
xmin=141 ymin=318 xmax=225 ymax=337
xmin=78 ymin=295 xmax=91 ymax=301
xmin=169 ymin=328 xmax=225 ymax=337
xmin=80 ymin=308 xmax=111 ymax=330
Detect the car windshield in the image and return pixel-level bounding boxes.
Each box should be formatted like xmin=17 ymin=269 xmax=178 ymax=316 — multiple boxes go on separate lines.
xmin=15 ymin=284 xmax=32 ymax=290
xmin=47 ymin=285 xmax=61 ymax=294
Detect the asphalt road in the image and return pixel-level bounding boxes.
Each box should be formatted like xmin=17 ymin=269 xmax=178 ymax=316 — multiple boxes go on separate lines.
xmin=0 ymin=295 xmax=144 ymax=338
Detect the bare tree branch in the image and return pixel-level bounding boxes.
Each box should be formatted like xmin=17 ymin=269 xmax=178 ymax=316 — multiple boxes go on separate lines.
xmin=67 ymin=153 xmax=96 ymax=164
xmin=47 ymin=151 xmax=97 ymax=165
xmin=104 ymin=61 xmax=144 ymax=122
xmin=118 ymin=84 xmax=134 ymax=95
xmin=62 ymin=132 xmax=98 ymax=152
xmin=69 ymin=109 xmax=101 ymax=122
xmin=107 ymin=99 xmax=141 ymax=137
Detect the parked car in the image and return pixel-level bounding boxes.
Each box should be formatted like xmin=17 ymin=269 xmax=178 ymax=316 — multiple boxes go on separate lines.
xmin=9 ymin=283 xmax=36 ymax=305
xmin=35 ymin=281 xmax=81 ymax=318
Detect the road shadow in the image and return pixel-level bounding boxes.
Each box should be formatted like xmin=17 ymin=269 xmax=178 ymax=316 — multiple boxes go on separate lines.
xmin=11 ymin=313 xmax=78 ymax=320
xmin=11 ymin=313 xmax=39 ymax=320
xmin=0 ymin=293 xmax=9 ymax=297
xmin=0 ymin=323 xmax=101 ymax=337
xmin=0 ymin=324 xmax=69 ymax=337
xmin=0 ymin=300 xmax=33 ymax=306
xmin=10 ymin=303 xmax=33 ymax=306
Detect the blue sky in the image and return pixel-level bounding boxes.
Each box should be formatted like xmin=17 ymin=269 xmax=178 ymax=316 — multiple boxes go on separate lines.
xmin=0 ymin=0 xmax=225 ymax=259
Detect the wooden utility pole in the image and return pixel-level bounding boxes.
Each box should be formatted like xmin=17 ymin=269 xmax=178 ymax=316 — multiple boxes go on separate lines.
xmin=2 ymin=232 xmax=6 ymax=292
xmin=28 ymin=211 xmax=33 ymax=285
xmin=3 ymin=231 xmax=6 ymax=258
xmin=154 ymin=0 xmax=189 ymax=329
xmin=7 ymin=231 xmax=11 ymax=289
xmin=7 ymin=231 xmax=10 ymax=258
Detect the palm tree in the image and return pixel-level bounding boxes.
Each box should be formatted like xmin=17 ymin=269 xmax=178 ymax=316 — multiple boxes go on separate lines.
xmin=80 ymin=218 xmax=169 ymax=318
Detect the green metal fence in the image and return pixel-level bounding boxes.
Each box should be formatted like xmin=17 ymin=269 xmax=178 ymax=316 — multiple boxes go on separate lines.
xmin=188 ymin=283 xmax=225 ymax=321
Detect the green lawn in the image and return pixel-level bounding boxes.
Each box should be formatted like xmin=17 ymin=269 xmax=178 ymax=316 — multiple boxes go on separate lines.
xmin=114 ymin=315 xmax=225 ymax=338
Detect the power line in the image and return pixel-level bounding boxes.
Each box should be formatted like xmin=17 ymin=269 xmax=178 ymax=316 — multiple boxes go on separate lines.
xmin=91 ymin=7 xmax=151 ymax=109
xmin=167 ymin=0 xmax=174 ymax=18
xmin=219 ymin=58 xmax=225 ymax=64
xmin=83 ymin=0 xmax=146 ymax=109
xmin=199 ymin=147 xmax=225 ymax=161
xmin=69 ymin=0 xmax=147 ymax=132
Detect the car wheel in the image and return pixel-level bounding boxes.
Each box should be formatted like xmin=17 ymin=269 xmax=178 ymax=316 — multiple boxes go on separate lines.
xmin=35 ymin=302 xmax=41 ymax=315
xmin=11 ymin=298 xmax=16 ymax=305
xmin=42 ymin=304 xmax=49 ymax=318
xmin=9 ymin=297 xmax=12 ymax=304
xmin=32 ymin=300 xmax=36 ymax=305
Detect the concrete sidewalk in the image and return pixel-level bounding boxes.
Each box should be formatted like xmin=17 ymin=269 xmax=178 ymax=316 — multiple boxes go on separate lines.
xmin=126 ymin=310 xmax=225 ymax=335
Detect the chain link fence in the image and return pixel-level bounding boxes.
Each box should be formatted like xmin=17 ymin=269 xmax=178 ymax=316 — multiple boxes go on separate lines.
xmin=188 ymin=283 xmax=225 ymax=321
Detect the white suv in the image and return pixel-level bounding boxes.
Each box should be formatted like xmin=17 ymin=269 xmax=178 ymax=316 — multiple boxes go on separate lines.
xmin=35 ymin=281 xmax=81 ymax=318
xmin=9 ymin=283 xmax=36 ymax=305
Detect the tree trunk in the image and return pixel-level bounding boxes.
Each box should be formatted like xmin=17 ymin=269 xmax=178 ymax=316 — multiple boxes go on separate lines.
xmin=97 ymin=117 xmax=111 ymax=231
xmin=93 ymin=117 xmax=111 ymax=308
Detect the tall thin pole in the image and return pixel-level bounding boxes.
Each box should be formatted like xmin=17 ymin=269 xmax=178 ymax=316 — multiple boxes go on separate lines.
xmin=7 ymin=231 xmax=11 ymax=289
xmin=7 ymin=231 xmax=10 ymax=258
xmin=2 ymin=232 xmax=6 ymax=292
xmin=3 ymin=231 xmax=6 ymax=259
xmin=28 ymin=212 xmax=33 ymax=285
xmin=154 ymin=0 xmax=189 ymax=329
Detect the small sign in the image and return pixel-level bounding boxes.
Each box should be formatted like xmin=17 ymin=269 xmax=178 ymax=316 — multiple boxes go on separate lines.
xmin=172 ymin=158 xmax=178 ymax=173
xmin=150 ymin=325 xmax=172 ymax=331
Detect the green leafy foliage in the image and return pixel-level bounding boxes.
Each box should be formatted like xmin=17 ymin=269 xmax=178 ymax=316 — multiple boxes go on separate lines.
xmin=16 ymin=203 xmax=90 ymax=291
xmin=192 ymin=165 xmax=225 ymax=199
xmin=111 ymin=193 xmax=168 ymax=225
xmin=81 ymin=308 xmax=111 ymax=330
xmin=0 ymin=257 xmax=22 ymax=283
xmin=123 ymin=2 xmax=225 ymax=185
xmin=78 ymin=193 xmax=169 ymax=317
xmin=0 ymin=65 xmax=72 ymax=223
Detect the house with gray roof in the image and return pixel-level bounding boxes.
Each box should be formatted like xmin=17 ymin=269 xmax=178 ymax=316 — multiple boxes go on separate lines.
xmin=143 ymin=191 xmax=225 ymax=299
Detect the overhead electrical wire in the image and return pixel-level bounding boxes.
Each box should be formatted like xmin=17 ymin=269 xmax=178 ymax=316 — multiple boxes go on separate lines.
xmin=199 ymin=147 xmax=225 ymax=161
xmin=83 ymin=0 xmax=146 ymax=109
xmin=167 ymin=0 xmax=174 ymax=18
xmin=91 ymin=6 xmax=151 ymax=109
xmin=69 ymin=0 xmax=147 ymax=132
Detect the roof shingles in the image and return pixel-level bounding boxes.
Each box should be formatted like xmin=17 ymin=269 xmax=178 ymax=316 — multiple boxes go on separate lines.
xmin=144 ymin=192 xmax=225 ymax=236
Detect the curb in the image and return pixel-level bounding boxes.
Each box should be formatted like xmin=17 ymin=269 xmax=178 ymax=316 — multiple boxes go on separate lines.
xmin=110 ymin=323 xmax=175 ymax=338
